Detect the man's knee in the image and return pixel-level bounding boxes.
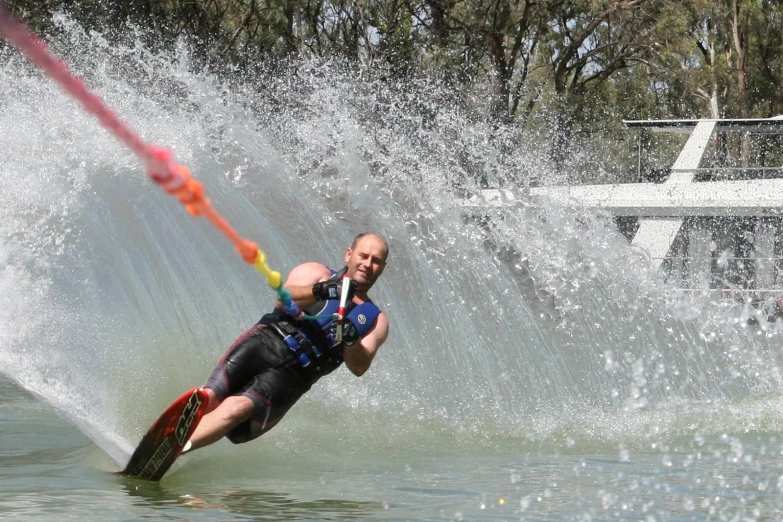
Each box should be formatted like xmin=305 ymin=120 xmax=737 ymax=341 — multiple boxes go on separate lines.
xmin=202 ymin=387 xmax=221 ymax=413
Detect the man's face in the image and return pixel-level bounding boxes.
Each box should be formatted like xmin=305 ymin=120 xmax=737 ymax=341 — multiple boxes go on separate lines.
xmin=344 ymin=235 xmax=387 ymax=292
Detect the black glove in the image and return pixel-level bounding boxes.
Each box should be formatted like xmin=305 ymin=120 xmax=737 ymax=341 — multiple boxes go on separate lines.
xmin=331 ymin=317 xmax=361 ymax=346
xmin=312 ymin=278 xmax=357 ymax=301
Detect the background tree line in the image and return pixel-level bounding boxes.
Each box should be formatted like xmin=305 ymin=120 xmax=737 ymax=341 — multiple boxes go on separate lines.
xmin=6 ymin=0 xmax=783 ymax=184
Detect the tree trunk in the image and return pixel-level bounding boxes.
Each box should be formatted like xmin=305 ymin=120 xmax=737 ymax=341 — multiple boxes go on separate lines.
xmin=731 ymin=0 xmax=750 ymax=168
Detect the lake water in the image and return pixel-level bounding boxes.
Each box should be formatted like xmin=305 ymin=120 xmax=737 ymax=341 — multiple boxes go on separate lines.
xmin=3 ymin=13 xmax=783 ymax=521
xmin=6 ymin=373 xmax=783 ymax=521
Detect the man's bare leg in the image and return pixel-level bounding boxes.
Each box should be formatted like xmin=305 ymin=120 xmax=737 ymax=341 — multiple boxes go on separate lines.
xmin=187 ymin=393 xmax=254 ymax=451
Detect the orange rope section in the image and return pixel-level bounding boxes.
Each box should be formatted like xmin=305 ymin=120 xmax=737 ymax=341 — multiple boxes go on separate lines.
xmin=0 ymin=3 xmax=283 ymax=290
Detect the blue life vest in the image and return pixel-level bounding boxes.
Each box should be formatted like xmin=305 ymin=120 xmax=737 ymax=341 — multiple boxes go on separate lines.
xmin=304 ymin=268 xmax=382 ymax=345
xmin=260 ymin=267 xmax=382 ymax=382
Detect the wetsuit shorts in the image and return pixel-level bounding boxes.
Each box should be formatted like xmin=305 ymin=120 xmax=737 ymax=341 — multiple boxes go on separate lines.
xmin=204 ymin=323 xmax=311 ymax=444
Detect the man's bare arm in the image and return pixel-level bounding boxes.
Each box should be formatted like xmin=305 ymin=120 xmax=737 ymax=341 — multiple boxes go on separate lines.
xmin=276 ymin=262 xmax=331 ymax=310
xmin=343 ymin=312 xmax=389 ymax=376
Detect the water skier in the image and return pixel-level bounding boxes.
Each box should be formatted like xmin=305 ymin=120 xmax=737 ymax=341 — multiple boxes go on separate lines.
xmin=184 ymin=232 xmax=390 ymax=450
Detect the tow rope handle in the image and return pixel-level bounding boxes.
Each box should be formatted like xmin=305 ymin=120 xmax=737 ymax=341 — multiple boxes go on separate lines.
xmin=333 ymin=275 xmax=353 ymax=341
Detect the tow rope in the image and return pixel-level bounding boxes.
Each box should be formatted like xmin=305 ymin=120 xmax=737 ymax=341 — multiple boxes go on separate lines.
xmin=0 ymin=3 xmax=331 ymax=321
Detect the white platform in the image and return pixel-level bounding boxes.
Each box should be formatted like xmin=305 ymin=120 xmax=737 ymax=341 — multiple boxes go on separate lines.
xmin=463 ymin=118 xmax=783 ymax=270
xmin=527 ymin=178 xmax=783 ymax=217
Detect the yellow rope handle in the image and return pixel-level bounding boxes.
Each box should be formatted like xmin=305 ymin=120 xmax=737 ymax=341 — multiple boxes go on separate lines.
xmin=250 ymin=249 xmax=282 ymax=289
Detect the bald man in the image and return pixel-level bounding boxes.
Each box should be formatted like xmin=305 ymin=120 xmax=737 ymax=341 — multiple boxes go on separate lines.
xmin=186 ymin=233 xmax=390 ymax=450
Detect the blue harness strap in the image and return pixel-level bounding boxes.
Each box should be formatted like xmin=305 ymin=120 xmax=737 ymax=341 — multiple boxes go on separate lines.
xmin=266 ymin=322 xmax=320 ymax=367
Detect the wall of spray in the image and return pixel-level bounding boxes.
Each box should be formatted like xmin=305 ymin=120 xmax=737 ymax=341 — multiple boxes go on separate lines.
xmin=2 ymin=16 xmax=783 ymax=467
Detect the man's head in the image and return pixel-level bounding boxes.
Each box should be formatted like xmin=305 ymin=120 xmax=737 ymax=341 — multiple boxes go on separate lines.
xmin=344 ymin=233 xmax=389 ymax=294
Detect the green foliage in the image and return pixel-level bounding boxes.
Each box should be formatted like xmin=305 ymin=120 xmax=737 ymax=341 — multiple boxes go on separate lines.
xmin=7 ymin=0 xmax=783 ymax=184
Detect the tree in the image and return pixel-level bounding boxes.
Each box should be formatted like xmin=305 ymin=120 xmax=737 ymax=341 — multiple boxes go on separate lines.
xmin=542 ymin=0 xmax=659 ymax=171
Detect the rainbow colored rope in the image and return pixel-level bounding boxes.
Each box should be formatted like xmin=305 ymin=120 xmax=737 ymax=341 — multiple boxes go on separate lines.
xmin=0 ymin=3 xmax=307 ymax=319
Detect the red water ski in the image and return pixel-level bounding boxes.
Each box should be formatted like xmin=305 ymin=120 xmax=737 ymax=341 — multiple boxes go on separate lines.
xmin=120 ymin=387 xmax=209 ymax=481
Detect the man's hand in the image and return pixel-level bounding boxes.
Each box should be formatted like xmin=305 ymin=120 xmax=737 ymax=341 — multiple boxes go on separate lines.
xmin=312 ymin=278 xmax=357 ymax=301
xmin=331 ymin=317 xmax=360 ymax=346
